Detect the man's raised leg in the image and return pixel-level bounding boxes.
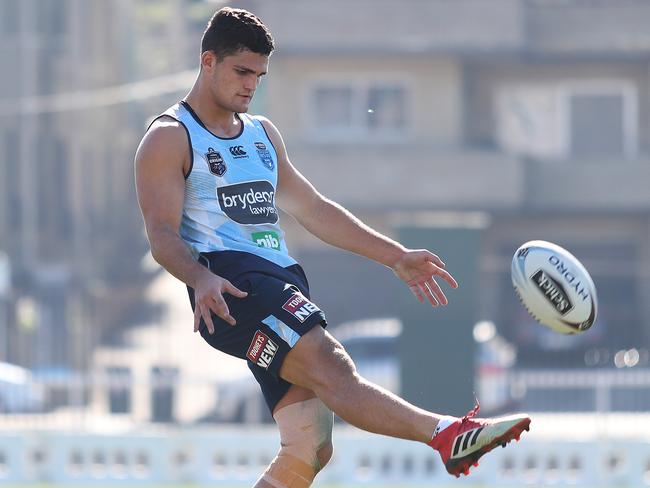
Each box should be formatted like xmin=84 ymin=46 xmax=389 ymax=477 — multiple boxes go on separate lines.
xmin=280 ymin=325 xmax=439 ymax=441
xmin=279 ymin=326 xmax=530 ymax=477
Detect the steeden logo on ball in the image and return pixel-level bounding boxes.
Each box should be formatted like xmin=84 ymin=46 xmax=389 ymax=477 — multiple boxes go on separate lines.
xmin=531 ymin=268 xmax=573 ymax=315
xmin=511 ymin=240 xmax=598 ymax=335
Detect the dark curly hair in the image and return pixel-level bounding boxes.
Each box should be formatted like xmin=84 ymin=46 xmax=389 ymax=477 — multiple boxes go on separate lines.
xmin=201 ymin=7 xmax=275 ymax=59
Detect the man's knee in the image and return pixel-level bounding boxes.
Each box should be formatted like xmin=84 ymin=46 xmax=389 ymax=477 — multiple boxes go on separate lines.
xmin=316 ymin=441 xmax=333 ymax=469
xmin=260 ymin=398 xmax=334 ymax=487
xmin=275 ymin=397 xmax=334 ymax=471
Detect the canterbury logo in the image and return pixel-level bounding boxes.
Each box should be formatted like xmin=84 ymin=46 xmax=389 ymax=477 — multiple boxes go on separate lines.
xmin=452 ymin=427 xmax=484 ymax=457
xmin=229 ymin=145 xmax=247 ymax=157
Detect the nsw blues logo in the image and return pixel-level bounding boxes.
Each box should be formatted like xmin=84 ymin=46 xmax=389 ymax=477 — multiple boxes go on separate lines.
xmin=205 ymin=147 xmax=226 ymax=176
xmin=255 ymin=141 xmax=274 ymax=171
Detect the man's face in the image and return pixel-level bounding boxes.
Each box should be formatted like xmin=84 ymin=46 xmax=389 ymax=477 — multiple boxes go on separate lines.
xmin=203 ymin=48 xmax=269 ymax=113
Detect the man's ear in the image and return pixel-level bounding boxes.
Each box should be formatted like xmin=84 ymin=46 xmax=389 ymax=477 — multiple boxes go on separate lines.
xmin=201 ymin=50 xmax=217 ymax=71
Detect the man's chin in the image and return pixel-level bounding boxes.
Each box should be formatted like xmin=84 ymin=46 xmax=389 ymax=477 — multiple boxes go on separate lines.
xmin=226 ymin=101 xmax=250 ymax=114
xmin=237 ymin=97 xmax=252 ymax=113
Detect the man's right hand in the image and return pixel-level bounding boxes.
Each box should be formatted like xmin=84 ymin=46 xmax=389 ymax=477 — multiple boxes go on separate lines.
xmin=193 ymin=273 xmax=248 ymax=333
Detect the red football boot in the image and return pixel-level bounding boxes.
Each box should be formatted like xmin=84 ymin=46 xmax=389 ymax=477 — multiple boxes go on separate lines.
xmin=427 ymin=402 xmax=531 ymax=477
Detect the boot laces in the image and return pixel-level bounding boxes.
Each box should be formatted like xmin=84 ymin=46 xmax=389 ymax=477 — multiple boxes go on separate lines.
xmin=460 ymin=398 xmax=480 ymax=424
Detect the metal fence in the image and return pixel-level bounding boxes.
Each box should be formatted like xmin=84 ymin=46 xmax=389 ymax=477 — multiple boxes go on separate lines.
xmin=2 ymin=366 xmax=650 ymax=485
xmin=509 ymin=368 xmax=650 ymax=413
xmin=2 ymin=366 xmax=650 ymax=430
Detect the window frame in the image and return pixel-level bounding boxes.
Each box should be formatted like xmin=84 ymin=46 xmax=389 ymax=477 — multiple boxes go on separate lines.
xmin=496 ymin=79 xmax=639 ymax=160
xmin=304 ymin=74 xmax=415 ymax=143
xmin=559 ymin=80 xmax=638 ymax=160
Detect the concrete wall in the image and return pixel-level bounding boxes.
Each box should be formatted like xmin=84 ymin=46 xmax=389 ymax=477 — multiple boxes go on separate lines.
xmin=267 ymin=56 xmax=463 ymax=147
xmin=465 ymin=60 xmax=650 ymax=155
xmin=259 ymin=0 xmax=525 ymax=53
xmin=0 ymin=423 xmax=648 ymax=485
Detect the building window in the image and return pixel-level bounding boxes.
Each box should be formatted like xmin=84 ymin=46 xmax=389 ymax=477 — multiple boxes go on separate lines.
xmin=1 ymin=0 xmax=20 ymax=37
xmin=36 ymin=0 xmax=67 ymax=37
xmin=36 ymin=131 xmax=71 ymax=260
xmin=496 ymin=80 xmax=638 ymax=160
xmin=107 ymin=367 xmax=132 ymax=414
xmin=313 ymin=86 xmax=354 ymax=130
xmin=308 ymin=79 xmax=411 ymax=141
xmin=367 ymin=86 xmax=406 ymax=130
xmin=3 ymin=128 xmax=21 ymax=234
xmin=568 ymin=92 xmax=627 ymax=158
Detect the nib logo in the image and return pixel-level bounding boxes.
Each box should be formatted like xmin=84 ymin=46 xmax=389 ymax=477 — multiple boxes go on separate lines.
xmin=252 ymin=231 xmax=280 ymax=251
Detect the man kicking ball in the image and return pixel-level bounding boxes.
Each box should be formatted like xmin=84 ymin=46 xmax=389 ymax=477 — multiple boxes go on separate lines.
xmin=135 ymin=7 xmax=530 ymax=485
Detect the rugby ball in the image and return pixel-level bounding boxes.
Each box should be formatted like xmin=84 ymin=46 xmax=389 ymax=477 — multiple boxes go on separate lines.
xmin=511 ymin=240 xmax=597 ymax=334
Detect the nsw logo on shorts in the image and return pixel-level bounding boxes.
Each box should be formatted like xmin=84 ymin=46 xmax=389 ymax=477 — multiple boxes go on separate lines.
xmin=282 ymin=292 xmax=320 ymax=323
xmin=247 ymin=330 xmax=278 ymax=369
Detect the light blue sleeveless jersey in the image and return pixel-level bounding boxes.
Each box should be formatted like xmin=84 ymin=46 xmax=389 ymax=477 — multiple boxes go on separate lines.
xmin=156 ymin=101 xmax=297 ymax=268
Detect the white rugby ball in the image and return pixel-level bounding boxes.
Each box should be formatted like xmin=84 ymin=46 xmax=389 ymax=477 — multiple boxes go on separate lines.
xmin=511 ymin=240 xmax=597 ymax=334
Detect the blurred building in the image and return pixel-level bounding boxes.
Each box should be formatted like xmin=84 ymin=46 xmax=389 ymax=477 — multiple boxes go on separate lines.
xmin=0 ymin=0 xmax=213 ymax=369
xmin=1 ymin=0 xmax=650 ymax=379
xmin=251 ymin=0 xmax=650 ymax=368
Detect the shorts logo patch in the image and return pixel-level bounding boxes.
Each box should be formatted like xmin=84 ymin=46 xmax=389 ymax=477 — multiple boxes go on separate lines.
xmin=282 ymin=292 xmax=320 ymax=323
xmin=247 ymin=330 xmax=278 ymax=369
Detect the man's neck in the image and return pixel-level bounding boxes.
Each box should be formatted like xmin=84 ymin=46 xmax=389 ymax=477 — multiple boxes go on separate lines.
xmin=184 ymin=87 xmax=241 ymax=138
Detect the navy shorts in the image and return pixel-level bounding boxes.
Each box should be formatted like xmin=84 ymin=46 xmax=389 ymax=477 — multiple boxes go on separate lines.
xmin=187 ymin=251 xmax=327 ymax=412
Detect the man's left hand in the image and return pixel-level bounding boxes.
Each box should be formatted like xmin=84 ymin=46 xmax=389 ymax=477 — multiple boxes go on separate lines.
xmin=392 ymin=249 xmax=459 ymax=307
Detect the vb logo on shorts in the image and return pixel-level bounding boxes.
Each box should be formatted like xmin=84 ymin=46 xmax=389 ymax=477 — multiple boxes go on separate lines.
xmin=282 ymin=292 xmax=320 ymax=323
xmin=247 ymin=330 xmax=278 ymax=369
xmin=252 ymin=231 xmax=280 ymax=250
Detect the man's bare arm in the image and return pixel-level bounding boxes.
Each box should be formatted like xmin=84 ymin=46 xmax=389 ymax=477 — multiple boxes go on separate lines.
xmin=134 ymin=119 xmax=246 ymax=330
xmin=264 ymin=119 xmax=403 ymax=267
xmin=262 ymin=117 xmax=458 ymax=306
